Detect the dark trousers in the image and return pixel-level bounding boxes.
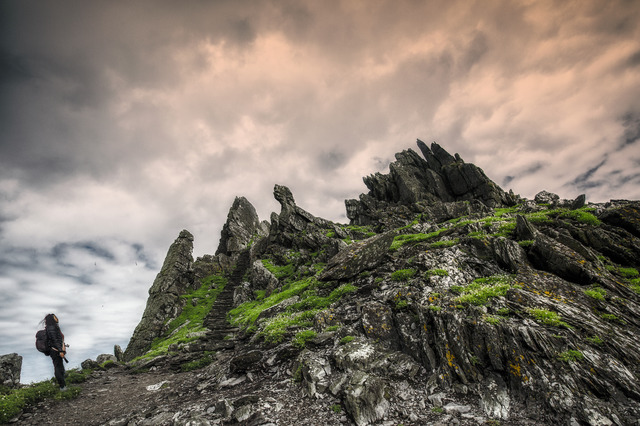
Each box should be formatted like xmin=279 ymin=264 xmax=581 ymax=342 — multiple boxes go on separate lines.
xmin=50 ymin=353 xmax=66 ymax=388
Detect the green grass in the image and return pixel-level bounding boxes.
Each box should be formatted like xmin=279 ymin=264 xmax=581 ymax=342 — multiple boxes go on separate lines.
xmin=584 ymin=287 xmax=606 ymax=301
xmin=65 ymin=368 xmax=93 ymax=384
xmin=618 ymin=267 xmax=639 ymax=279
xmin=395 ymin=299 xmax=409 ymax=309
xmin=485 ymin=315 xmax=501 ymax=325
xmin=260 ymin=311 xmax=317 ymax=343
xmin=180 ymin=351 xmax=215 ymax=372
xmin=390 ymin=229 xmax=446 ymax=251
xmin=340 ymin=336 xmax=355 ymax=345
xmin=229 ymin=278 xmax=356 ymax=345
xmin=454 ymin=275 xmax=515 ymax=306
xmin=558 ymin=350 xmax=584 ymax=362
xmin=491 ymin=223 xmax=516 ymax=238
xmin=430 ymin=239 xmax=459 ymax=248
xmin=261 ymin=259 xmax=296 ymax=280
xmin=494 ymin=207 xmax=517 ymax=217
xmin=559 ymin=209 xmax=601 ymax=225
xmin=529 ymin=308 xmax=572 ymax=329
xmin=391 ymin=268 xmax=417 ymax=282
xmin=497 ymin=307 xmax=511 ymax=316
xmin=518 ymin=240 xmax=534 ymax=248
xmin=425 ymin=269 xmax=449 ymax=277
xmin=0 ymin=380 xmax=81 ymax=423
xmin=228 ymin=277 xmax=315 ymax=330
xmin=286 ymin=283 xmax=357 ymax=312
xmin=293 ymin=329 xmax=318 ymax=348
xmin=600 ymin=313 xmax=621 ymax=322
xmin=137 ymin=275 xmax=227 ymax=360
xmin=631 ymin=278 xmax=640 ymax=294
xmin=585 ymin=335 xmax=604 ymax=346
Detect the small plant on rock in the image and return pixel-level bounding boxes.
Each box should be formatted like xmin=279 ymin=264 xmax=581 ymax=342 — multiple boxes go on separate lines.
xmin=558 ymin=350 xmax=584 ymax=362
xmin=584 ymin=287 xmax=606 ymax=301
xmin=425 ymin=269 xmax=449 ymax=277
xmin=391 ymin=268 xmax=417 ymax=282
xmin=585 ymin=335 xmax=604 ymax=346
xmin=529 ymin=308 xmax=572 ymax=329
xmin=293 ymin=329 xmax=318 ymax=349
xmin=340 ymin=336 xmax=355 ymax=345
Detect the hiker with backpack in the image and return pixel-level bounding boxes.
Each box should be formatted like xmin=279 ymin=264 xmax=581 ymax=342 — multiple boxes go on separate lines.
xmin=36 ymin=314 xmax=68 ymax=390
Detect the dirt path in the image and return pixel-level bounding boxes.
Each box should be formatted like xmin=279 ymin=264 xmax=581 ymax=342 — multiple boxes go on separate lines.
xmin=18 ymin=367 xmax=188 ymax=425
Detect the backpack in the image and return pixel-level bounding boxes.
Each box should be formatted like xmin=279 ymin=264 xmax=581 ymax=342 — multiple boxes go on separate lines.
xmin=35 ymin=329 xmax=50 ymax=355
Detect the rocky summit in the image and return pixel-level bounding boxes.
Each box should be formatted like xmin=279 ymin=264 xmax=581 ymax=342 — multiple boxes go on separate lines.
xmin=9 ymin=141 xmax=640 ymax=425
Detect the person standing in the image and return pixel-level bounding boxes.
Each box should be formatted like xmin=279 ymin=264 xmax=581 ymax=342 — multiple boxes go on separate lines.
xmin=44 ymin=313 xmax=67 ymax=390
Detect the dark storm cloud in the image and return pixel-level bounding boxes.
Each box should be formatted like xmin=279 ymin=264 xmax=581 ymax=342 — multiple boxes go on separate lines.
xmin=621 ymin=113 xmax=640 ymax=147
xmin=569 ymin=158 xmax=608 ymax=190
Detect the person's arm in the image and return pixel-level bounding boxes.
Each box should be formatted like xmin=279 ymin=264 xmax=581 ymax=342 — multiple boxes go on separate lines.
xmin=46 ymin=325 xmax=64 ymax=353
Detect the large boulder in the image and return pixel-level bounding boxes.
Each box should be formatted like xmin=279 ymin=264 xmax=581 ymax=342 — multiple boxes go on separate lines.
xmin=319 ymin=231 xmax=395 ymax=281
xmin=0 ymin=353 xmax=22 ymax=388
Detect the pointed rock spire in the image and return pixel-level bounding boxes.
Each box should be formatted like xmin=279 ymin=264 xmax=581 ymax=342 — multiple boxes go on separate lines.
xmin=123 ymin=230 xmax=194 ymax=361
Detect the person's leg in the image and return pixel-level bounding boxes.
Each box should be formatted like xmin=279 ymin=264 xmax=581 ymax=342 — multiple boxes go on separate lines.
xmin=51 ymin=354 xmax=66 ymax=389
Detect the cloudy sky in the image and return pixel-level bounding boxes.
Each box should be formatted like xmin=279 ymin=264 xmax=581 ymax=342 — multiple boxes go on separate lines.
xmin=2 ymin=0 xmax=639 ymax=383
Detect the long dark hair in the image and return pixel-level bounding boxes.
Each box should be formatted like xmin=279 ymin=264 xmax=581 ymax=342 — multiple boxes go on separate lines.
xmin=44 ymin=313 xmax=59 ymax=327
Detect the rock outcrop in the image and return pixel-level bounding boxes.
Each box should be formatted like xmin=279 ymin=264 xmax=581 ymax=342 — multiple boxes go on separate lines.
xmin=215 ymin=196 xmax=269 ymax=257
xmin=123 ymin=230 xmax=195 ymax=361
xmin=111 ymin=140 xmax=640 ymax=425
xmin=0 ymin=353 xmax=22 ymax=388
xmin=346 ymin=140 xmax=515 ymax=227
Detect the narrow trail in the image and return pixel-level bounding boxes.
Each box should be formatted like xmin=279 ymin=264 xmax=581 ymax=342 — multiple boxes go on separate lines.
xmin=204 ymin=249 xmax=251 ymax=349
xmin=19 ymin=367 xmax=188 ymax=425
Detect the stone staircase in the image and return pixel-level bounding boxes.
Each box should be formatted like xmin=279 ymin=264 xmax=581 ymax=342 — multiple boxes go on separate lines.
xmin=203 ymin=249 xmax=251 ymax=350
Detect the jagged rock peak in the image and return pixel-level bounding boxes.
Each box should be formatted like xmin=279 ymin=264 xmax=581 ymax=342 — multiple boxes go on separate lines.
xmin=348 ymin=140 xmax=514 ymax=226
xmin=123 ymin=230 xmax=195 ymax=361
xmin=274 ymin=184 xmax=296 ymax=211
xmin=216 ymin=196 xmax=266 ymax=256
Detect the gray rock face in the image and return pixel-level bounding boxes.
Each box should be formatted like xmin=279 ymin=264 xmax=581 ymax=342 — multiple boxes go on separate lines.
xmin=123 ymin=230 xmax=195 ymax=361
xmin=216 ymin=196 xmax=268 ymax=256
xmin=319 ymin=231 xmax=395 ymax=281
xmin=0 ymin=353 xmax=22 ymax=388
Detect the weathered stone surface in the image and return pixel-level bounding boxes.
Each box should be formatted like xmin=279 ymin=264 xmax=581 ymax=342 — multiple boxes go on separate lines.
xmin=97 ymin=354 xmax=117 ymax=365
xmin=529 ymin=233 xmax=600 ymax=285
xmin=534 ymin=190 xmax=560 ymax=205
xmin=0 ymin=353 xmax=22 ymax=388
xmin=216 ymin=196 xmax=267 ymax=256
xmin=229 ymin=350 xmax=263 ymax=373
xmin=600 ymin=201 xmax=640 ymax=238
xmin=114 ymin=345 xmax=124 ymax=362
xmin=492 ymin=237 xmax=527 ymax=273
xmin=570 ymin=194 xmax=586 ymax=210
xmin=81 ymin=358 xmax=100 ymax=370
xmin=319 ymin=231 xmax=395 ymax=281
xmin=343 ymin=371 xmax=389 ymax=426
xmin=515 ymin=214 xmax=537 ymax=241
xmin=123 ymin=230 xmax=195 ymax=361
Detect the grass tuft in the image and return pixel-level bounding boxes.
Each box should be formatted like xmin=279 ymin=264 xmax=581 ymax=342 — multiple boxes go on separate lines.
xmin=529 ymin=308 xmax=572 ymax=329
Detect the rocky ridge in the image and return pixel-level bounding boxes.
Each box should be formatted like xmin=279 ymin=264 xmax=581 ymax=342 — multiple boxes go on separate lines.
xmin=8 ymin=141 xmax=640 ymax=425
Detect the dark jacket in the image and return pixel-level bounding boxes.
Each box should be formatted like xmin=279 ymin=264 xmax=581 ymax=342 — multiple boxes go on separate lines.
xmin=44 ymin=314 xmax=65 ymax=353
